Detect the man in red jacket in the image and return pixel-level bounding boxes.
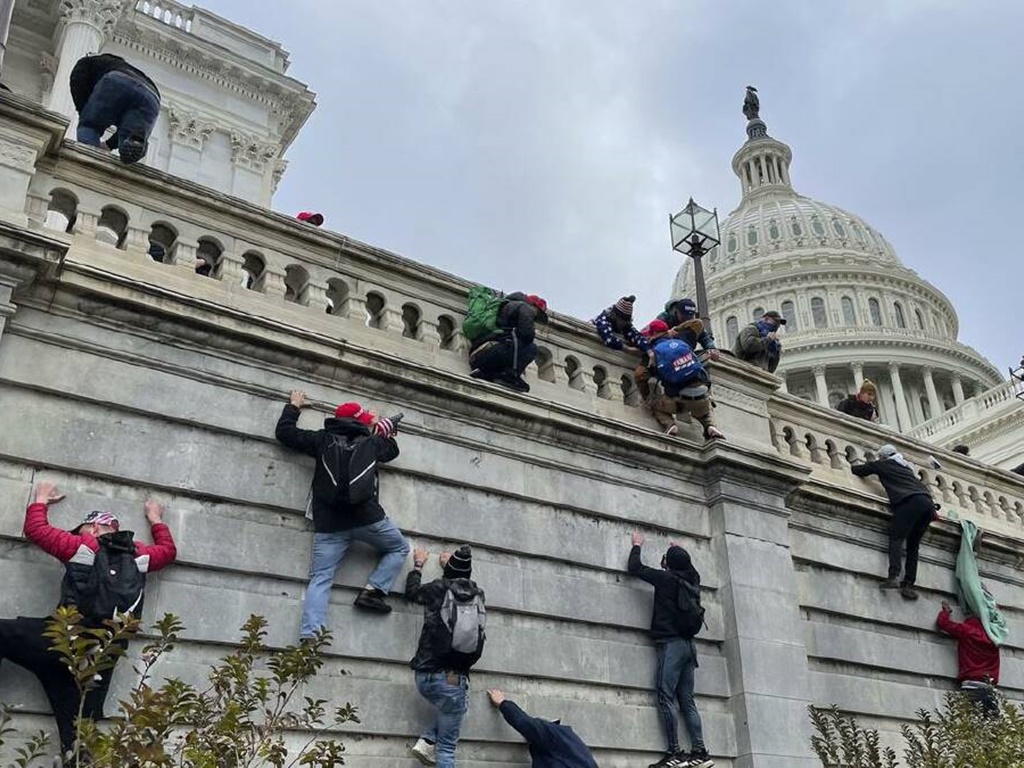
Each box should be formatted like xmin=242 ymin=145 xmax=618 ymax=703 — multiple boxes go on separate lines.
xmin=0 ymin=481 xmax=177 ymax=759
xmin=937 ymin=600 xmax=1001 ymax=716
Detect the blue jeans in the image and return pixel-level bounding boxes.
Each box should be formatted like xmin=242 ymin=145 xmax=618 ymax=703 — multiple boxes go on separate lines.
xmin=299 ymin=519 xmax=410 ymax=638
xmin=469 ymin=332 xmax=538 ymax=379
xmin=415 ymin=671 xmax=469 ymax=767
xmin=656 ymin=638 xmax=705 ymax=754
xmin=77 ymin=71 xmax=160 ymax=148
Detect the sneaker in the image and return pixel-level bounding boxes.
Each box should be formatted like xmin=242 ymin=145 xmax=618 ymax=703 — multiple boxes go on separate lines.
xmin=703 ymin=426 xmax=726 ymax=441
xmin=469 ymin=368 xmax=487 ymax=380
xmin=510 ymin=376 xmax=531 ymax=393
xmin=879 ymin=579 xmax=900 ymax=590
xmin=353 ymin=588 xmax=392 ymax=613
xmin=665 ymin=424 xmax=680 ymax=437
xmin=648 ymin=754 xmax=682 ymax=768
xmin=900 ymin=585 xmax=919 ymax=600
xmin=683 ymin=751 xmax=714 ymax=768
xmin=410 ymin=737 xmax=437 ymax=765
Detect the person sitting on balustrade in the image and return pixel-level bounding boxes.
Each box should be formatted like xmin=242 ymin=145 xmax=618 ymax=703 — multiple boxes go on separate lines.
xmin=70 ymin=54 xmax=160 ymax=165
xmin=851 ymin=444 xmax=939 ymax=600
xmin=835 ymin=380 xmax=880 ymax=422
xmin=637 ymin=298 xmax=719 ymax=402
xmin=644 ymin=320 xmax=724 ymax=442
xmin=468 ymin=292 xmax=548 ymax=393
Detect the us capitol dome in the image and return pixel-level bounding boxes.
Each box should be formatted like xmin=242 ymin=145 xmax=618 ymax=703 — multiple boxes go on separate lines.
xmin=672 ymin=91 xmax=1016 ymax=456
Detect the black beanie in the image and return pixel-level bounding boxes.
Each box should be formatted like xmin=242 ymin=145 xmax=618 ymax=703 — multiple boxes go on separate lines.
xmin=444 ymin=545 xmax=472 ymax=579
xmin=665 ymin=545 xmax=700 ymax=586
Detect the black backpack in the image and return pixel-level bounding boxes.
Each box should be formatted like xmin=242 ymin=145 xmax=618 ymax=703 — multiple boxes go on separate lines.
xmin=321 ymin=433 xmax=378 ymax=506
xmin=79 ymin=531 xmax=146 ymax=623
xmin=674 ymin=575 xmax=705 ymax=638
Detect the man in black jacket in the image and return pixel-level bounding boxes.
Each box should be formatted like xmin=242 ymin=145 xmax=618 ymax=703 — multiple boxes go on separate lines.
xmin=835 ymin=380 xmax=879 ymax=422
xmin=852 ymin=444 xmax=937 ymax=600
xmin=407 ymin=545 xmax=485 ymax=768
xmin=69 ymin=53 xmax=161 ymax=164
xmin=628 ymin=533 xmax=713 ymax=768
xmin=469 ymin=291 xmax=548 ymax=392
xmin=275 ymin=390 xmax=409 ymax=635
xmin=486 ymin=688 xmax=599 ymax=767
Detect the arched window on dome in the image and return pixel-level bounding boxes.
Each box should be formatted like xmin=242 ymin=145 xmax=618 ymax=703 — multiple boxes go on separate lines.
xmin=752 ymin=306 xmax=764 ymax=322
xmin=893 ymin=301 xmax=907 ymax=329
xmin=811 ymin=297 xmax=828 ymax=328
xmin=869 ymin=298 xmax=883 ymax=326
xmin=914 ymin=308 xmax=924 ymax=330
xmin=811 ymin=216 xmax=826 ymax=237
xmin=851 ymin=222 xmax=865 ymax=244
xmin=832 ymin=219 xmax=846 ymax=238
xmin=791 ymin=218 xmax=802 ymax=237
xmin=726 ymin=316 xmax=739 ymax=342
xmin=768 ymin=220 xmax=780 ymax=240
xmin=747 ymin=227 xmax=758 ymax=246
xmin=841 ymin=296 xmax=856 ymax=325
xmin=727 ymin=233 xmax=738 ymax=253
xmin=781 ymin=300 xmax=797 ymax=330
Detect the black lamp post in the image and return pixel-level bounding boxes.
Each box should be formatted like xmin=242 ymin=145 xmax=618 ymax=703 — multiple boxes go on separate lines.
xmin=669 ymin=197 xmax=720 ymax=326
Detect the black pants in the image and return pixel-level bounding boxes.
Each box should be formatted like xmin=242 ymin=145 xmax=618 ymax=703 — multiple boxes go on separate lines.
xmin=963 ymin=684 xmax=999 ymax=717
xmin=469 ymin=333 xmax=538 ymax=380
xmin=888 ymin=495 xmax=934 ymax=585
xmin=0 ymin=616 xmax=117 ymax=753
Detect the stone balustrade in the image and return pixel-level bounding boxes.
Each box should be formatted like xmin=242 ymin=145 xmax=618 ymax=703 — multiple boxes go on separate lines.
xmin=135 ymin=0 xmax=195 ymax=33
xmin=2 ymin=90 xmax=1022 ymax=544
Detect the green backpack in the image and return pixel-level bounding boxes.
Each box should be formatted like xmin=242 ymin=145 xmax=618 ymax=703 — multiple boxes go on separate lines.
xmin=462 ymin=286 xmax=505 ymax=342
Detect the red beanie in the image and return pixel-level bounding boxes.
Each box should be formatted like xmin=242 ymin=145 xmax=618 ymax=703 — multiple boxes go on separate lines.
xmin=645 ymin=319 xmax=670 ymax=335
xmin=334 ymin=402 xmax=374 ymax=425
xmin=525 ymin=295 xmax=548 ymax=315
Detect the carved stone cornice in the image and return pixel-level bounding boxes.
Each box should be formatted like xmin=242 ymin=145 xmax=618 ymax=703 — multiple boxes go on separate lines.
xmin=229 ymin=131 xmax=279 ymax=173
xmin=111 ymin=18 xmax=315 ymax=150
xmin=166 ymin=103 xmax=217 ymax=150
xmin=0 ymin=139 xmax=37 ymax=173
xmin=271 ymin=159 xmax=288 ymax=194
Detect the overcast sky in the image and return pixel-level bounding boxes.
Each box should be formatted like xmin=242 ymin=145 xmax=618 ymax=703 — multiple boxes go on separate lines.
xmin=202 ymin=0 xmax=1021 ymax=373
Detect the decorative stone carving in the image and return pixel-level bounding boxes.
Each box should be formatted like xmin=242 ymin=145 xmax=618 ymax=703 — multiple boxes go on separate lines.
xmin=58 ymin=0 xmax=127 ymax=33
xmin=0 ymin=140 xmax=37 ymax=173
xmin=271 ymin=159 xmax=288 ymax=194
xmin=39 ymin=53 xmax=59 ymax=102
xmin=167 ymin=104 xmax=217 ymax=150
xmin=229 ymin=131 xmax=280 ymax=173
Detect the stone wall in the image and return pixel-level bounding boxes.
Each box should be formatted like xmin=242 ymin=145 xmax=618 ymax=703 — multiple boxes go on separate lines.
xmin=1 ymin=93 xmax=1023 ymax=767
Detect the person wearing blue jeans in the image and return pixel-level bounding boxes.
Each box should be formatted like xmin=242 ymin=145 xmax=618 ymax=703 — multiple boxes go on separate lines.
xmin=275 ymin=390 xmax=410 ymax=635
xmin=628 ymin=533 xmax=713 ymax=768
xmin=407 ymin=546 xmax=486 ymax=767
xmin=69 ymin=54 xmax=161 ymax=165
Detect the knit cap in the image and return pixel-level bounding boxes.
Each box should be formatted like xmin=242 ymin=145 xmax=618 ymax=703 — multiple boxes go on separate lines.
xmin=613 ymin=295 xmax=636 ymax=319
xmin=444 ymin=545 xmax=473 ymax=579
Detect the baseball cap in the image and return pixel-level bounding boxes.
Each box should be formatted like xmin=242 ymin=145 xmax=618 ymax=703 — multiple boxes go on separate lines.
xmin=73 ymin=510 xmax=120 ymax=534
xmin=763 ymin=310 xmax=787 ymax=325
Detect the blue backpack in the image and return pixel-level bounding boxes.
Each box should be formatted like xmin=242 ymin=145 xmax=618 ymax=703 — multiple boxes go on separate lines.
xmin=653 ymin=338 xmax=705 ymax=391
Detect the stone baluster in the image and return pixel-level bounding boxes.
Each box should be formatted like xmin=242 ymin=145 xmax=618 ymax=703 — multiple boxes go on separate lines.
xmin=379 ymin=304 xmax=405 ymax=333
xmin=25 ymin=193 xmax=50 ymax=226
xmin=168 ymin=239 xmax=197 ymax=271
xmin=75 ymin=208 xmax=99 ymax=238
xmin=217 ymin=251 xmax=247 ymax=285
xmin=345 ymin=292 xmax=368 ymax=324
xmin=260 ymin=267 xmax=288 ymax=299
xmin=304 ymin=282 xmax=331 ymax=313
xmin=125 ymin=225 xmax=150 ymax=257
xmin=419 ymin=316 xmax=443 ymax=346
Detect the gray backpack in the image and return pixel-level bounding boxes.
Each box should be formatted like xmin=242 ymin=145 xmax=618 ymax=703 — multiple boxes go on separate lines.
xmin=440 ymin=580 xmax=486 ymax=658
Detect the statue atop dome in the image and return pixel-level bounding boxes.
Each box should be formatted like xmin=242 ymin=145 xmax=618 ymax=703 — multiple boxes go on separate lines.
xmin=743 ymin=86 xmax=760 ymax=121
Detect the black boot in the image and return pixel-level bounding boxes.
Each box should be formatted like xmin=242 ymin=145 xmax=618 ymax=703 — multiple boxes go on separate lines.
xmin=353 ymin=588 xmax=392 ymax=613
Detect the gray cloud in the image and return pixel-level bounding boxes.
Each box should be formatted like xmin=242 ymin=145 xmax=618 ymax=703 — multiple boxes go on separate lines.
xmin=203 ymin=0 xmax=1022 ymax=371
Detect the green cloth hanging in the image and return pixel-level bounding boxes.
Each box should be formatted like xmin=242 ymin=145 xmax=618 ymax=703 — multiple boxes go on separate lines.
xmin=955 ymin=519 xmax=1009 ymax=647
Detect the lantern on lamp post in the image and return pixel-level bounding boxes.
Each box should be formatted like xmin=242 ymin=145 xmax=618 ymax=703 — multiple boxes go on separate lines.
xmin=669 ymin=197 xmax=720 ymax=326
xmin=1011 ymin=356 xmax=1024 ymax=401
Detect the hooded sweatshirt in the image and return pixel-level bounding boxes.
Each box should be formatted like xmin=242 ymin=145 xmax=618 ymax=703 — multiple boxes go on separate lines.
xmin=937 ymin=609 xmax=1000 ymax=684
xmin=274 ymin=404 xmax=399 ymax=531
xmin=627 ymin=545 xmax=701 ymax=641
xmin=498 ymin=700 xmax=600 ymax=768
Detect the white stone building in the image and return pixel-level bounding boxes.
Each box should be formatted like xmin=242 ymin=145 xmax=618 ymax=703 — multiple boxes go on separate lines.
xmin=2 ymin=0 xmax=315 ymax=207
xmin=673 ymin=103 xmax=1023 ymax=469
